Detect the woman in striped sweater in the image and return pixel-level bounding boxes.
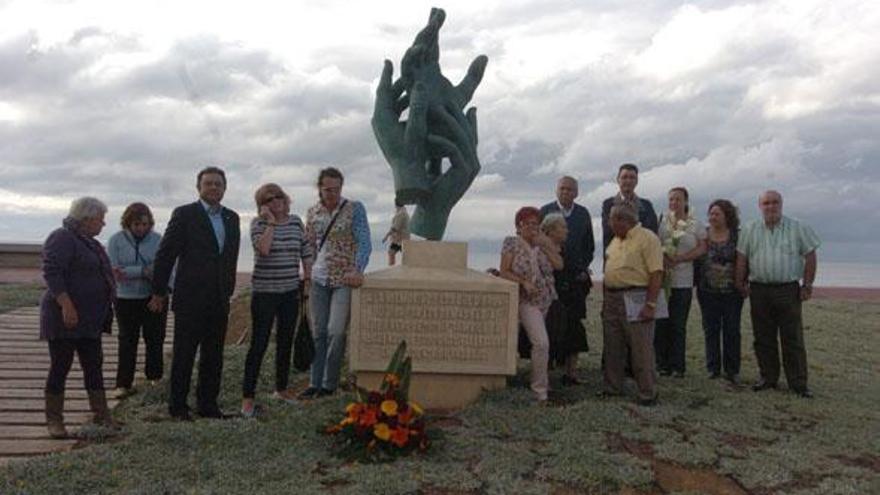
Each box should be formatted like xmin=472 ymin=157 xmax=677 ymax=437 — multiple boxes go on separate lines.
xmin=241 ymin=183 xmax=313 ymax=418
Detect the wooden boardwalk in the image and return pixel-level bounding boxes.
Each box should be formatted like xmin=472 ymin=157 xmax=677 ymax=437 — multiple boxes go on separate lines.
xmin=0 ymin=306 xmax=173 ymax=466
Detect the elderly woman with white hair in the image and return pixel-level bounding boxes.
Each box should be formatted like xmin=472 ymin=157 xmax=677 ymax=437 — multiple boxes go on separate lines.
xmin=40 ymin=197 xmax=119 ymax=438
xmin=541 ymin=213 xmax=589 ymax=385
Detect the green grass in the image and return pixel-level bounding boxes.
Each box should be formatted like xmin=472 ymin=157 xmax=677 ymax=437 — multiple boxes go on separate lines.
xmin=0 ymin=284 xmax=42 ymax=313
xmin=2 ymin=295 xmax=878 ymax=494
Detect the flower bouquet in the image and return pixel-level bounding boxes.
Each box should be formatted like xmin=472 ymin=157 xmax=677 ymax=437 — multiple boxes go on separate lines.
xmin=325 ymin=341 xmax=430 ymax=462
xmin=662 ymin=213 xmax=695 ymax=298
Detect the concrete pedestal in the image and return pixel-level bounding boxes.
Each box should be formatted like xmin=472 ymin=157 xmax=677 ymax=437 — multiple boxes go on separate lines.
xmin=349 ymin=240 xmax=518 ymax=409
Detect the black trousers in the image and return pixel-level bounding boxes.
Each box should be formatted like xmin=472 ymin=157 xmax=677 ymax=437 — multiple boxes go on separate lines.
xmin=242 ymin=290 xmax=299 ymax=398
xmin=46 ymin=338 xmax=104 ymax=393
xmin=115 ymin=297 xmax=167 ymax=388
xmin=169 ymin=306 xmax=228 ymax=415
xmin=654 ymin=288 xmax=693 ymax=373
xmin=749 ymin=282 xmax=808 ymax=391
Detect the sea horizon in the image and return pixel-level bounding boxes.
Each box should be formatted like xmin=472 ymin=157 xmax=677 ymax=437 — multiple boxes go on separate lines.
xmin=233 ymin=245 xmax=880 ymax=289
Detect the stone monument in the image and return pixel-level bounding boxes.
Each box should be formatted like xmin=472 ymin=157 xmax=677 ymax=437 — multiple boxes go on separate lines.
xmin=350 ymin=241 xmax=518 ymax=409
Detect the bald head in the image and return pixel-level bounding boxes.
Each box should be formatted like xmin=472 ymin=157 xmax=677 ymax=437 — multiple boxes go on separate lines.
xmin=556 ymin=176 xmax=578 ymax=208
xmin=759 ymin=190 xmax=783 ymax=226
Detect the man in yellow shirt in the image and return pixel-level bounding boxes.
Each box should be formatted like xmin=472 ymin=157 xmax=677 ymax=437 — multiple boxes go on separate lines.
xmin=601 ymin=204 xmax=664 ymax=406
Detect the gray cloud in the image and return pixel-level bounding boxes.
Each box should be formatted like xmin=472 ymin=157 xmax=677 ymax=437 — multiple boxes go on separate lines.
xmin=0 ymin=0 xmax=877 ymax=272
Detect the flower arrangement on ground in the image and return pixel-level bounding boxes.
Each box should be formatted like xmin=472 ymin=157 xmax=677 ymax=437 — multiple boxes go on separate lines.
xmin=325 ymin=341 xmax=429 ymax=461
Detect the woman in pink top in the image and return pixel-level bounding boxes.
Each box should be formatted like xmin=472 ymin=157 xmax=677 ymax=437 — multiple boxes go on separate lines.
xmin=499 ymin=207 xmax=563 ymax=402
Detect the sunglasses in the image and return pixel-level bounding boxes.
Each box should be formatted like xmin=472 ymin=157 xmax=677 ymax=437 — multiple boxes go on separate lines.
xmin=262 ymin=194 xmax=285 ymax=205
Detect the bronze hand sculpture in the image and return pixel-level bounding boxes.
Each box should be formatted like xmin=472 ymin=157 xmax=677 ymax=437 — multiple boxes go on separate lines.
xmin=372 ymin=7 xmax=488 ymax=240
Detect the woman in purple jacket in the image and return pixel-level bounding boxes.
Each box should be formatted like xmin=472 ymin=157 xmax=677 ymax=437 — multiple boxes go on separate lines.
xmin=41 ymin=197 xmax=119 ymax=438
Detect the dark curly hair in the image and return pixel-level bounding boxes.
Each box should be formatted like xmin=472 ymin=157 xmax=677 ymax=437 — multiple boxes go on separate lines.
xmin=708 ymin=199 xmax=739 ymax=232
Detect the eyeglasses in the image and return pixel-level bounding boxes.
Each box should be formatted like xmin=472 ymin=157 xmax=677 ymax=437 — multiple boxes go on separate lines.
xmin=262 ymin=194 xmax=285 ymax=205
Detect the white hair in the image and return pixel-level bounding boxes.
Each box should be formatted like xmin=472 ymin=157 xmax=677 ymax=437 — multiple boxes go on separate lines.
xmin=540 ymin=212 xmax=566 ymax=234
xmin=68 ymin=197 xmax=107 ymax=221
xmin=610 ymin=204 xmax=638 ymax=225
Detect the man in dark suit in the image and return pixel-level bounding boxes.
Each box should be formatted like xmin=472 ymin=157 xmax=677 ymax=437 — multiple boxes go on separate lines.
xmin=601 ymin=163 xmax=659 ymax=255
xmin=540 ymin=176 xmax=595 ymax=319
xmin=148 ymin=166 xmax=240 ymax=420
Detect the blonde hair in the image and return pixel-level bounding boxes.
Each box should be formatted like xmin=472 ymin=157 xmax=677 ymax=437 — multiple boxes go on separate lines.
xmin=253 ymin=183 xmax=290 ymax=213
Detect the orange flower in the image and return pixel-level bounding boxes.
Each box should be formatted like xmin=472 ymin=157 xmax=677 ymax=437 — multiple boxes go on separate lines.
xmin=340 ymin=416 xmax=355 ymax=426
xmin=384 ymin=373 xmax=400 ymax=387
xmin=345 ymin=402 xmax=362 ymax=415
xmin=325 ymin=424 xmax=342 ymax=434
xmin=391 ymin=426 xmax=409 ymax=447
xmin=397 ymin=407 xmax=413 ymax=425
xmin=358 ymin=407 xmax=378 ymax=427
xmin=380 ymin=400 xmax=399 ymax=417
xmin=373 ymin=422 xmax=392 ymax=441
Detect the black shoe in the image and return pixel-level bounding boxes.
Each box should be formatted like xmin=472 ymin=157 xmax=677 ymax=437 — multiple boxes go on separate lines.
xmin=197 ymin=408 xmax=233 ymax=420
xmin=316 ymin=388 xmax=336 ymax=398
xmin=752 ymin=380 xmax=777 ymax=392
xmin=638 ymin=395 xmax=659 ymax=407
xmin=296 ymin=387 xmax=320 ymax=400
xmin=795 ymin=388 xmax=814 ymax=399
xmin=561 ymin=375 xmax=581 ymax=387
xmin=708 ymin=372 xmax=721 ymax=380
xmin=725 ymin=374 xmax=740 ymax=385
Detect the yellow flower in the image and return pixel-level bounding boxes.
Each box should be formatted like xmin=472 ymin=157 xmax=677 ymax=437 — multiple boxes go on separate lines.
xmin=410 ymin=401 xmax=424 ymax=416
xmin=380 ymin=400 xmax=399 ymax=417
xmin=373 ymin=422 xmax=392 ymax=441
xmin=345 ymin=402 xmax=359 ymax=414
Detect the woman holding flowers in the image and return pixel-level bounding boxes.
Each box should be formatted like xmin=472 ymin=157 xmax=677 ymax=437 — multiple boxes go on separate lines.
xmin=499 ymin=207 xmax=563 ymax=402
xmin=655 ymin=187 xmax=706 ymax=378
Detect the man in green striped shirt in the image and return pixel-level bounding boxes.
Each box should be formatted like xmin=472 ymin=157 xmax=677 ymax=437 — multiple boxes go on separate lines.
xmin=735 ymin=190 xmax=820 ymax=398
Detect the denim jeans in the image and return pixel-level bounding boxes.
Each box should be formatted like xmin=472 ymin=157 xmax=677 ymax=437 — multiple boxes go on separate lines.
xmin=698 ymin=289 xmax=743 ymax=376
xmin=242 ymin=290 xmax=299 ymax=398
xmin=654 ymin=288 xmax=693 ymax=373
xmin=309 ymin=282 xmax=352 ymax=391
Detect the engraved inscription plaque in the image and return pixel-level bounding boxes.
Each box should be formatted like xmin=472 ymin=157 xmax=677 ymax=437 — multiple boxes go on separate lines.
xmin=351 ymin=287 xmax=516 ymax=375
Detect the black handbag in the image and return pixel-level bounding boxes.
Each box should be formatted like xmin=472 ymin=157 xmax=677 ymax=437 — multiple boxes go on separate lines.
xmin=293 ymin=290 xmax=315 ymax=372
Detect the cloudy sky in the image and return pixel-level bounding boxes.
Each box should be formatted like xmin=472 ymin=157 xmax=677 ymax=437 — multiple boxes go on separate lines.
xmin=1 ymin=0 xmax=877 ymax=265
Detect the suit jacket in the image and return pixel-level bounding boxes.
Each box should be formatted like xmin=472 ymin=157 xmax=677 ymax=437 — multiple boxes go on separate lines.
xmin=601 ymin=195 xmax=659 ymax=253
xmin=152 ymin=201 xmax=240 ymax=313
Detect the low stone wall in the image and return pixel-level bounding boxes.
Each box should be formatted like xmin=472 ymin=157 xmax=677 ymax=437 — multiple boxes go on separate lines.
xmin=0 ymin=243 xmax=42 ymax=269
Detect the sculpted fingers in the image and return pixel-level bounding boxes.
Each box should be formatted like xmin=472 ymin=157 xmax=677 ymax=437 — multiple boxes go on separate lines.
xmin=412 ymin=8 xmax=445 ymax=64
xmin=404 ymin=81 xmax=429 ymax=154
xmin=465 ymin=107 xmax=478 ymax=146
xmin=394 ymin=93 xmax=410 ymax=115
xmin=427 ymin=134 xmax=465 ymax=170
xmin=455 ymin=55 xmax=488 ymax=108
